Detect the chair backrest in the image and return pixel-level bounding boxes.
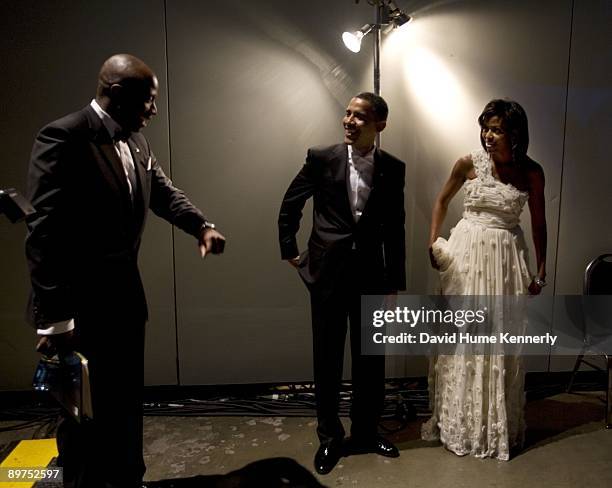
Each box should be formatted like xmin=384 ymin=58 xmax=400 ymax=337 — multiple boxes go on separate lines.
xmin=584 ymin=254 xmax=612 ymax=295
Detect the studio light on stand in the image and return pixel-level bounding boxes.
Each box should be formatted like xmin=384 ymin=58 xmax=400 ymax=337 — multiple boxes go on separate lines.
xmin=342 ymin=0 xmax=412 ymax=146
xmin=387 ymin=0 xmax=411 ymax=29
xmin=342 ymin=0 xmax=412 ymax=94
xmin=342 ymin=24 xmax=374 ymax=53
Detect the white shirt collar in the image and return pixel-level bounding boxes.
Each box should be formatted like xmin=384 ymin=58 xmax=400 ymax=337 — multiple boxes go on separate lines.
xmin=90 ymin=99 xmax=123 ymax=140
xmin=348 ymin=144 xmax=375 ymax=164
xmin=348 ymin=144 xmax=376 ymax=161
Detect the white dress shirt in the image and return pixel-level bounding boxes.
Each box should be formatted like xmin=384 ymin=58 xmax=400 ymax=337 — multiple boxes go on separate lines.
xmin=90 ymin=99 xmax=137 ymax=196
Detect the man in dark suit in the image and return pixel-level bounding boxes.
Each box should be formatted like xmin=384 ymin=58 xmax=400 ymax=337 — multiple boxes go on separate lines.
xmin=278 ymin=92 xmax=406 ymax=474
xmin=26 ymin=54 xmax=225 ymax=488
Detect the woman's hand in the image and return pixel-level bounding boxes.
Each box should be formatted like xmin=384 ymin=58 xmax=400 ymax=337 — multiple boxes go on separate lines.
xmin=528 ymin=279 xmax=543 ymax=295
xmin=429 ymin=246 xmax=440 ymax=270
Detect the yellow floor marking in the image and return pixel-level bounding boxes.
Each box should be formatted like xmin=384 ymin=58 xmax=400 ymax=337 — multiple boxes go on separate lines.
xmin=0 ymin=439 xmax=58 ymax=487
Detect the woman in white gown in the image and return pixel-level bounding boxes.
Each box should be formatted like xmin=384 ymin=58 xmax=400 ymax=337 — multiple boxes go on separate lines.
xmin=421 ymin=99 xmax=548 ymax=460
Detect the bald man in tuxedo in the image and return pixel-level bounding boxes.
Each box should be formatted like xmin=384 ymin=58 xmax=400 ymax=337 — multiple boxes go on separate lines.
xmin=26 ymin=54 xmax=225 ymax=488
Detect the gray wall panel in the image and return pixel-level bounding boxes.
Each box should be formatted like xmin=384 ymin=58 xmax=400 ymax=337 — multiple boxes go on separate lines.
xmin=0 ymin=0 xmax=176 ymax=389
xmin=554 ymin=0 xmax=612 ymax=294
xmin=166 ymin=0 xmax=372 ymax=384
xmin=550 ymin=0 xmax=612 ymax=371
xmin=378 ymin=0 xmax=571 ymax=295
xmin=378 ymin=0 xmax=572 ymax=375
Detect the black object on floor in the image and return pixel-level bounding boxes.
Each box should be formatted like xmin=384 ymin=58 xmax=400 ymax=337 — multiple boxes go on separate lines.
xmin=146 ymin=457 xmax=326 ymax=488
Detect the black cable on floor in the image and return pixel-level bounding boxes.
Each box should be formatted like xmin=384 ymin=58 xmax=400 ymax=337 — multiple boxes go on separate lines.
xmin=1 ymin=375 xmax=605 ymax=437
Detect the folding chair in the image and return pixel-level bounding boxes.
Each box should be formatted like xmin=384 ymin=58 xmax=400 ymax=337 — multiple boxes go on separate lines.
xmin=567 ymin=254 xmax=612 ymax=428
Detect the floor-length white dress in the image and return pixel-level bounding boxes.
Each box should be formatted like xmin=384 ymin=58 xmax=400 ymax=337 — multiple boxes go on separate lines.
xmin=422 ymin=149 xmax=532 ymax=460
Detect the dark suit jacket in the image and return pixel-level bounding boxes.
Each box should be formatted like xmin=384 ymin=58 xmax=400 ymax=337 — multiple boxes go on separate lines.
xmin=278 ymin=143 xmax=406 ymax=295
xmin=26 ymin=105 xmax=207 ymax=327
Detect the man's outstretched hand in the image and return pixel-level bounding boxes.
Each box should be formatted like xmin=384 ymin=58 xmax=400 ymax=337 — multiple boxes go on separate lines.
xmin=199 ymin=228 xmax=226 ymax=258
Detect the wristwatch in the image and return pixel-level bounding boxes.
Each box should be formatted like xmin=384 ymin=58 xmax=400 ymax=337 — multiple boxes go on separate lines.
xmin=534 ymin=277 xmax=547 ymax=287
xmin=202 ymin=221 xmax=216 ymax=230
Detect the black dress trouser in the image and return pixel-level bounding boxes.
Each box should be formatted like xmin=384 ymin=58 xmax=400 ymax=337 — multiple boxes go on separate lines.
xmin=57 ymin=311 xmax=146 ymax=488
xmin=309 ymin=259 xmax=386 ymax=444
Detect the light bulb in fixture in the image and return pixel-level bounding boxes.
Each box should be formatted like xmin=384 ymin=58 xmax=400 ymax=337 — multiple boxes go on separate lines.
xmin=342 ymin=24 xmax=374 ymax=53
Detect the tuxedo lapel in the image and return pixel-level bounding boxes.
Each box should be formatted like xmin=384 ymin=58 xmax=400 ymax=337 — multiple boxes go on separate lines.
xmin=329 ymin=144 xmax=354 ymax=223
xmin=371 ymin=147 xmax=385 ymax=195
xmin=127 ymin=138 xmax=148 ymax=222
xmin=85 ymin=106 xmax=133 ymax=210
xmin=358 ymin=147 xmax=385 ymax=223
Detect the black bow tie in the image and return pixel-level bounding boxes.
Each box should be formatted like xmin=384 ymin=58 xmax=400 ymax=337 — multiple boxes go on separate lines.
xmin=113 ymin=130 xmax=131 ymax=142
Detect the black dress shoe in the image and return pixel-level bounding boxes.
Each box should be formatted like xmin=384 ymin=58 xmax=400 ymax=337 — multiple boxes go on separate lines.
xmin=345 ymin=435 xmax=400 ymax=458
xmin=314 ymin=441 xmax=343 ymax=475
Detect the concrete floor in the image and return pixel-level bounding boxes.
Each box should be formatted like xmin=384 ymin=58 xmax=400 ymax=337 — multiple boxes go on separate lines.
xmin=142 ymin=393 xmax=612 ymax=487
xmin=1 ymin=392 xmax=610 ymax=487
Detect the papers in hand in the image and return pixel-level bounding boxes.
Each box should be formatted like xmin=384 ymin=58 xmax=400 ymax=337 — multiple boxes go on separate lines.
xmin=32 ymin=351 xmax=93 ymax=422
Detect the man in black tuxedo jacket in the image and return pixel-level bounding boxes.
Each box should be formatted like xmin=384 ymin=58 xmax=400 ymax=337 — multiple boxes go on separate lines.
xmin=278 ymin=92 xmax=406 ymax=474
xmin=26 ymin=54 xmax=225 ymax=488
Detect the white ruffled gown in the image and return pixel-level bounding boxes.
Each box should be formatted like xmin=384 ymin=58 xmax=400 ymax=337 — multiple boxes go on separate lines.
xmin=421 ymin=149 xmax=533 ymax=460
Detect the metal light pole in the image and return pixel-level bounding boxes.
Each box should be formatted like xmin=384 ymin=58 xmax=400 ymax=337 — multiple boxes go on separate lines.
xmin=373 ymin=1 xmax=383 ymax=146
xmin=343 ymin=1 xmax=411 ymax=146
